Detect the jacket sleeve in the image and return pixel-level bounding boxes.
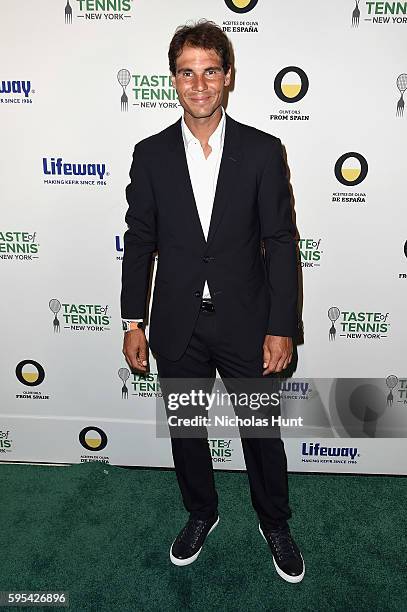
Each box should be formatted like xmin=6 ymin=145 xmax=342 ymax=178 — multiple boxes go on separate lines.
xmin=120 ymin=143 xmax=157 ymax=320
xmin=257 ymin=138 xmax=298 ymax=337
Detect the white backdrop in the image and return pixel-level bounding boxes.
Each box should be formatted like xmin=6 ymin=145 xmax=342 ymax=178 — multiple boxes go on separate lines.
xmin=1 ymin=0 xmax=406 ymax=474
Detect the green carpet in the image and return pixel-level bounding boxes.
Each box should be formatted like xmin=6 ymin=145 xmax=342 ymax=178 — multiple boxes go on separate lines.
xmin=0 ymin=461 xmax=405 ymax=612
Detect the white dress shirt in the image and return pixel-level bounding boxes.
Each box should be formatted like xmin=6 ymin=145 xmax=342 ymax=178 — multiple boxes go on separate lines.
xmin=181 ymin=107 xmax=226 ymax=299
xmin=123 ymin=108 xmax=225 ymax=325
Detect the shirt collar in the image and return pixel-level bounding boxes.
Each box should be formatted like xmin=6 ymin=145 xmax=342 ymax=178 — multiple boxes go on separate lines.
xmin=181 ymin=107 xmax=225 ymax=153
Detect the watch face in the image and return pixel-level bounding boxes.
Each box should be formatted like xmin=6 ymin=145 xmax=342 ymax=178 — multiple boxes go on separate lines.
xmin=122 ymin=321 xmax=128 ymax=331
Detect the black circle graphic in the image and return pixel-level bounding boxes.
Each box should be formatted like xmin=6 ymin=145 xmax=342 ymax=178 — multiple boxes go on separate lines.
xmin=15 ymin=360 xmax=45 ymax=387
xmin=79 ymin=426 xmax=108 ymax=452
xmin=404 ymin=240 xmax=407 ymax=258
xmin=224 ymin=0 xmax=258 ymax=13
xmin=334 ymin=152 xmax=368 ymax=186
xmin=274 ymin=66 xmax=309 ymax=103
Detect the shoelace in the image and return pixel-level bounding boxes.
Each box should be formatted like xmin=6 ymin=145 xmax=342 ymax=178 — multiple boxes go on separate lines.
xmin=179 ymin=520 xmax=208 ymax=548
xmin=264 ymin=526 xmax=298 ymax=562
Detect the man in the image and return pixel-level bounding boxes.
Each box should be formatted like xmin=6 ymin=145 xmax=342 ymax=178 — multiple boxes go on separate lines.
xmin=121 ymin=20 xmax=304 ymax=583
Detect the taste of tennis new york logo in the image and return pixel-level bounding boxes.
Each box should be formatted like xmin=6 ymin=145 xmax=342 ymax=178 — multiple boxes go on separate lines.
xmin=331 ymin=152 xmax=368 ymax=204
xmin=270 ymin=67 xmax=310 ymax=122
xmin=118 ymin=368 xmax=162 ymax=399
xmin=117 ymin=69 xmax=180 ymax=112
xmin=222 ymin=0 xmax=259 ymax=32
xmin=49 ymin=299 xmax=111 ymax=333
xmin=327 ymin=307 xmax=391 ymax=341
xmin=298 ymin=238 xmax=323 ymax=269
xmin=0 ymin=231 xmax=40 ymax=261
xmin=64 ymin=0 xmax=133 ymax=24
xmin=351 ymin=0 xmax=407 ymax=27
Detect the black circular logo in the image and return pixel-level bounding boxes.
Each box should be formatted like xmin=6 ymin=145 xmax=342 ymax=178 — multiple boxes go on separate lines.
xmin=274 ymin=66 xmax=309 ymax=103
xmin=334 ymin=152 xmax=368 ymax=186
xmin=404 ymin=240 xmax=407 ymax=258
xmin=15 ymin=360 xmax=45 ymax=386
xmin=224 ymin=0 xmax=258 ymax=13
xmin=79 ymin=426 xmax=108 ymax=452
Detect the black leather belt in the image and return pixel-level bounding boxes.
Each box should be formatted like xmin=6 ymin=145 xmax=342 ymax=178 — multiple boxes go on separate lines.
xmin=200 ymin=298 xmax=215 ymax=312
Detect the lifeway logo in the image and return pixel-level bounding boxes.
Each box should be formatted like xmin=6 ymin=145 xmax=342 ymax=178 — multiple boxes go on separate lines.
xmin=352 ymin=1 xmax=407 ymax=26
xmin=0 ymin=80 xmax=34 ymax=105
xmin=302 ymin=442 xmax=359 ymax=464
xmin=43 ymin=157 xmax=108 ymax=186
xmin=328 ymin=307 xmax=390 ymax=341
xmin=65 ymin=0 xmax=133 ymax=24
xmin=280 ymin=380 xmax=310 ymax=400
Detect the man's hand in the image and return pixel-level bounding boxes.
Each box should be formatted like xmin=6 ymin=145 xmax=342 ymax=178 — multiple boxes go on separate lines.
xmin=123 ymin=329 xmax=149 ymax=373
xmin=262 ymin=335 xmax=293 ymax=375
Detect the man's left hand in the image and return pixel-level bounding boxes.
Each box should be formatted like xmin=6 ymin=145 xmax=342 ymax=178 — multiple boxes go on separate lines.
xmin=262 ymin=335 xmax=293 ymax=375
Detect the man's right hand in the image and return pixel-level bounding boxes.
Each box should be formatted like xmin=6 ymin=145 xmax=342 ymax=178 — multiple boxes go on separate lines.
xmin=123 ymin=329 xmax=149 ymax=373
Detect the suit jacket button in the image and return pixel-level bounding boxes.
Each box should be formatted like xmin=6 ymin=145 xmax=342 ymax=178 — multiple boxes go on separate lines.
xmin=194 ymin=291 xmax=201 ymax=298
xmin=203 ymin=256 xmax=209 ymax=263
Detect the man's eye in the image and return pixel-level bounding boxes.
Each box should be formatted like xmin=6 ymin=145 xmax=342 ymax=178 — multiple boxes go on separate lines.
xmin=182 ymin=72 xmax=192 ymax=77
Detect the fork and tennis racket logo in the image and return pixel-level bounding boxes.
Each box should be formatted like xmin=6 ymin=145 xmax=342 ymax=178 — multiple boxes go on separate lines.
xmin=117 ymin=69 xmax=131 ymax=111
xmin=396 ymin=74 xmax=407 ymax=117
xmin=64 ymin=0 xmax=72 ymax=24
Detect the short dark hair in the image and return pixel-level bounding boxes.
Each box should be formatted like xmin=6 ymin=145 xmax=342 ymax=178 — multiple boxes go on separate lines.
xmin=168 ymin=19 xmax=232 ymax=76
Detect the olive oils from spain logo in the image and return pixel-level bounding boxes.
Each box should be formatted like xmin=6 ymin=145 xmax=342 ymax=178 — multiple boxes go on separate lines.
xmin=351 ymin=0 xmax=407 ymax=27
xmin=118 ymin=368 xmax=162 ymax=399
xmin=224 ymin=0 xmax=258 ymax=12
xmin=15 ymin=360 xmax=50 ymax=400
xmin=0 ymin=231 xmax=39 ymax=261
xmin=328 ymin=307 xmax=390 ymax=341
xmin=0 ymin=80 xmax=34 ymax=105
xmin=400 ymin=240 xmax=407 ymax=279
xmin=79 ymin=426 xmax=109 ymax=463
xmin=222 ymin=0 xmax=259 ymax=32
xmin=49 ymin=299 xmax=111 ymax=333
xmin=64 ymin=0 xmax=133 ymax=24
xmin=271 ymin=67 xmax=310 ymax=122
xmin=332 ymin=152 xmax=368 ymax=204
xmin=117 ymin=69 xmax=180 ymax=112
xmin=298 ymin=238 xmax=323 ymax=269
xmin=42 ymin=157 xmax=108 ymax=186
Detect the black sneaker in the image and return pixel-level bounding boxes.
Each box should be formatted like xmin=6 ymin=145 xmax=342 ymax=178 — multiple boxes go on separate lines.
xmin=259 ymin=523 xmax=305 ymax=583
xmin=170 ymin=515 xmax=219 ymax=566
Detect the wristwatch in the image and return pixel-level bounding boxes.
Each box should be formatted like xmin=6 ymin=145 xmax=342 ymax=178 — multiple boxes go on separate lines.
xmin=122 ymin=320 xmax=145 ymax=332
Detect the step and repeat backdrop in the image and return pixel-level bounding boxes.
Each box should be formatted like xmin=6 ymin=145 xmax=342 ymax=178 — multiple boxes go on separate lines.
xmin=1 ymin=0 xmax=406 ymax=474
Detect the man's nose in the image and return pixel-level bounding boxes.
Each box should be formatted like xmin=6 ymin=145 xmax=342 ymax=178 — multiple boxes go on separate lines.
xmin=192 ymin=73 xmax=207 ymax=91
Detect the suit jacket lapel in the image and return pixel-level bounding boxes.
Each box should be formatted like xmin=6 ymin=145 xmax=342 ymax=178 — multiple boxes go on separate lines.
xmin=167 ymin=112 xmax=241 ymax=249
xmin=168 ymin=118 xmax=207 ymax=247
xmin=207 ymin=113 xmax=241 ymax=246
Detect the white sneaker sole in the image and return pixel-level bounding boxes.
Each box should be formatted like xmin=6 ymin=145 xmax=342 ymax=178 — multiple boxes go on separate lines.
xmin=169 ymin=517 xmax=220 ymax=567
xmin=259 ymin=524 xmax=305 ymax=583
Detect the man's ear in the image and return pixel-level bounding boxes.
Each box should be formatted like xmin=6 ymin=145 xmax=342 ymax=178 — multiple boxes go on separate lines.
xmin=170 ymin=73 xmax=176 ymax=88
xmin=224 ymin=66 xmax=232 ymax=87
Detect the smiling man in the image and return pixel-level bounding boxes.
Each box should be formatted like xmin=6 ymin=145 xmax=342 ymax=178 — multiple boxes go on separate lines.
xmin=121 ymin=20 xmax=304 ymax=583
